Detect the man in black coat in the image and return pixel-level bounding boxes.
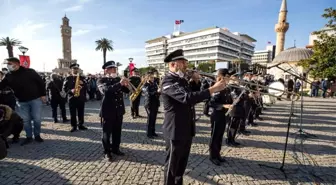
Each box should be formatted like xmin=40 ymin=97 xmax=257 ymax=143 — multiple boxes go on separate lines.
xmin=46 ymin=74 xmax=68 ymax=123
xmin=0 ymin=57 xmax=46 ymax=145
xmin=62 ymin=63 xmax=88 ymax=132
xmin=97 ymin=61 xmax=129 ymax=161
xmin=129 ymin=68 xmax=143 ymax=118
xmin=161 ymin=49 xmax=227 ymax=185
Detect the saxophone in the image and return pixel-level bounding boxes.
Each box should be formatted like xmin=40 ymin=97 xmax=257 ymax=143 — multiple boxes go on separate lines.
xmin=130 ymin=78 xmax=146 ymax=102
xmin=73 ymin=73 xmax=81 ymax=97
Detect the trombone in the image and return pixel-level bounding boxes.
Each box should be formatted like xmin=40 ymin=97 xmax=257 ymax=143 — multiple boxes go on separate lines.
xmin=195 ymin=71 xmax=300 ymax=101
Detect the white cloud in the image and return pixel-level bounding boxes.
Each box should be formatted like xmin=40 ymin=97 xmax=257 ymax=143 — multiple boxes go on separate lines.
xmin=72 ymin=24 xmax=107 ymax=36
xmin=64 ymin=5 xmax=83 ymax=12
xmin=119 ymin=28 xmax=132 ymax=34
xmin=73 ymin=29 xmax=91 ymax=36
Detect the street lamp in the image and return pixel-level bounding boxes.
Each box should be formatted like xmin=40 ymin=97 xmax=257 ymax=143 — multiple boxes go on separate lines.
xmin=18 ymin=46 xmax=29 ymax=55
xmin=209 ymin=66 xmax=212 ymax=73
xmin=129 ymin=58 xmax=133 ymax=62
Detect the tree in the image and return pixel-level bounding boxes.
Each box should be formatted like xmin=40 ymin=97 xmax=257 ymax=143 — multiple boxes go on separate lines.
xmin=95 ymin=38 xmax=113 ymax=65
xmin=187 ymin=63 xmax=195 ymax=69
xmin=0 ymin=37 xmax=22 ymax=57
xmin=197 ymin=62 xmax=215 ymax=73
xmin=138 ymin=66 xmax=157 ymax=76
xmin=298 ymin=7 xmax=336 ymax=79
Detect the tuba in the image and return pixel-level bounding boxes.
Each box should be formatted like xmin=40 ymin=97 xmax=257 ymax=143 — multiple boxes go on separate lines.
xmin=130 ymin=78 xmax=146 ymax=102
xmin=73 ymin=73 xmax=81 ymax=97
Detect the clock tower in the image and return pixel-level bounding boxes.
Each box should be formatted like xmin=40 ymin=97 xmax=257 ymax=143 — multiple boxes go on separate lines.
xmin=61 ymin=15 xmax=72 ymax=60
xmin=53 ymin=15 xmax=79 ymax=74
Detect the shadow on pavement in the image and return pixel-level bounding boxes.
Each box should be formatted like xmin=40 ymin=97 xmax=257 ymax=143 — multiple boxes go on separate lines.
xmin=0 ymin=161 xmax=69 ymax=184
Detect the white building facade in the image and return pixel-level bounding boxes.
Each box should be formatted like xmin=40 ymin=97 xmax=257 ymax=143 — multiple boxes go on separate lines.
xmin=307 ymin=27 xmax=335 ymax=48
xmin=145 ymin=27 xmax=256 ymax=74
xmin=251 ymin=45 xmax=276 ymax=66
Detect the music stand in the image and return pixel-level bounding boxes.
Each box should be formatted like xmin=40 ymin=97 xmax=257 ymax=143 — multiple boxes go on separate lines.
xmin=275 ymin=66 xmax=316 ymax=138
xmin=259 ymin=99 xmax=296 ymax=178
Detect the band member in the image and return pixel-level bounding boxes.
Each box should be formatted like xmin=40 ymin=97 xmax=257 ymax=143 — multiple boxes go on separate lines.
xmin=161 ymin=49 xmax=226 ymax=185
xmin=243 ymin=72 xmax=257 ymax=127
xmin=189 ymin=71 xmax=201 ymax=92
xmin=208 ymin=68 xmax=233 ymax=166
xmin=97 ymin=61 xmax=130 ymax=161
xmin=251 ymin=73 xmax=263 ymax=120
xmin=201 ymin=77 xmax=215 ymax=117
xmin=62 ymin=64 xmax=88 ymax=132
xmin=46 ymin=73 xmax=68 ymax=123
xmin=0 ymin=104 xmax=23 ymax=146
xmin=142 ymin=72 xmax=160 ymax=138
xmin=153 ymin=70 xmax=160 ymax=86
xmin=227 ymin=73 xmax=246 ymax=146
xmin=129 ymin=68 xmax=142 ymax=119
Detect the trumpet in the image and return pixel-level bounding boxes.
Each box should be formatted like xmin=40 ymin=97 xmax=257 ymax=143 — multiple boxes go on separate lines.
xmin=120 ymin=76 xmax=137 ymax=93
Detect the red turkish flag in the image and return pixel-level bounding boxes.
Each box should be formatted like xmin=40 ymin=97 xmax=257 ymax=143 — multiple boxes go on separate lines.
xmin=19 ymin=55 xmax=31 ymax=68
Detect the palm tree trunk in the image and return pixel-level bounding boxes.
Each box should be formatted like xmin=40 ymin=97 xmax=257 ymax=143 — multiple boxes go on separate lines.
xmin=103 ymin=49 xmax=107 ymax=64
xmin=7 ymin=45 xmax=13 ymax=57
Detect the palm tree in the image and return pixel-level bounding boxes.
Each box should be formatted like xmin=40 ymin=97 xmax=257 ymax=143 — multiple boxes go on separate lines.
xmin=0 ymin=37 xmax=22 ymax=57
xmin=95 ymin=38 xmax=113 ymax=65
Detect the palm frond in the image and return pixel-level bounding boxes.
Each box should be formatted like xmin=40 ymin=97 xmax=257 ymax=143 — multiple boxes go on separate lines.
xmin=95 ymin=38 xmax=114 ymax=51
xmin=0 ymin=37 xmax=22 ymax=46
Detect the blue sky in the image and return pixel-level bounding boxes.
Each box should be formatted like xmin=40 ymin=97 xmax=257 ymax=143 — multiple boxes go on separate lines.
xmin=0 ymin=0 xmax=334 ymax=73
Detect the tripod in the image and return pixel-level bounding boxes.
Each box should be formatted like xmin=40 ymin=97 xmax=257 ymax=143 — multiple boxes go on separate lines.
xmin=293 ymin=78 xmax=316 ymax=137
xmin=259 ymin=99 xmax=296 ymax=178
xmin=274 ymin=66 xmax=317 ymax=138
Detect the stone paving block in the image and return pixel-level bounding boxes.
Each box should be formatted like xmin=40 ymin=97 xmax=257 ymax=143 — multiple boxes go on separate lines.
xmin=0 ymin=98 xmax=335 ymax=184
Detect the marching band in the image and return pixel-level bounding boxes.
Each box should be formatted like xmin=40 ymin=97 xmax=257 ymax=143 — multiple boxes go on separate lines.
xmin=0 ymin=49 xmax=294 ymax=185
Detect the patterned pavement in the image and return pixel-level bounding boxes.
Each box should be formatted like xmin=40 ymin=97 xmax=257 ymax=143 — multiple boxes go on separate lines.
xmin=0 ymin=97 xmax=335 ymax=185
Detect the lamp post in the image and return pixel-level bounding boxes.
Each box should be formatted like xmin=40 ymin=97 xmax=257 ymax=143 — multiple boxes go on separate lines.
xmin=209 ymin=66 xmax=212 ymax=73
xmin=18 ymin=46 xmax=29 ymax=56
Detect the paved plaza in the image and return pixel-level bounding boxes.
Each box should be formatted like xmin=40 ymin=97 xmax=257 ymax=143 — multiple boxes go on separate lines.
xmin=0 ymin=97 xmax=335 ymax=185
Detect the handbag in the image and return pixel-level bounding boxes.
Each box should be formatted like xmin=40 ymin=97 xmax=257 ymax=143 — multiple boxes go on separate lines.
xmin=52 ymin=81 xmax=67 ymax=98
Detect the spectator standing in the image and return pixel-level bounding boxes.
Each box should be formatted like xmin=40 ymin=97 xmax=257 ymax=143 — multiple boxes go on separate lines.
xmin=0 ymin=57 xmax=46 ymax=145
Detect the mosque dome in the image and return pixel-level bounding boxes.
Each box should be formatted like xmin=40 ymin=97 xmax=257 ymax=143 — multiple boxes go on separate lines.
xmin=272 ymin=47 xmax=313 ymax=63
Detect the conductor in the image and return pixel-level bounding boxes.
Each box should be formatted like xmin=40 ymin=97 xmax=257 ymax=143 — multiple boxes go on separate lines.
xmin=161 ymin=49 xmax=227 ymax=185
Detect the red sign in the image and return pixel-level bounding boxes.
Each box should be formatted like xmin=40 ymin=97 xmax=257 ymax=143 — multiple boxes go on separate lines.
xmin=19 ymin=55 xmax=31 ymax=68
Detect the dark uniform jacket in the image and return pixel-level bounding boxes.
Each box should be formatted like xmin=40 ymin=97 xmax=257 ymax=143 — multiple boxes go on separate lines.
xmin=189 ymin=80 xmax=201 ymax=92
xmin=46 ymin=78 xmax=65 ymax=101
xmin=228 ymin=86 xmax=247 ymax=118
xmin=161 ymin=72 xmax=211 ymax=140
xmin=209 ymin=88 xmax=233 ymax=111
xmin=62 ymin=75 xmax=87 ymax=101
xmin=154 ymin=77 xmax=160 ymax=86
xmin=129 ymin=76 xmax=142 ymax=89
xmin=97 ymin=76 xmax=129 ymax=119
xmin=142 ymin=81 xmax=160 ymax=108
